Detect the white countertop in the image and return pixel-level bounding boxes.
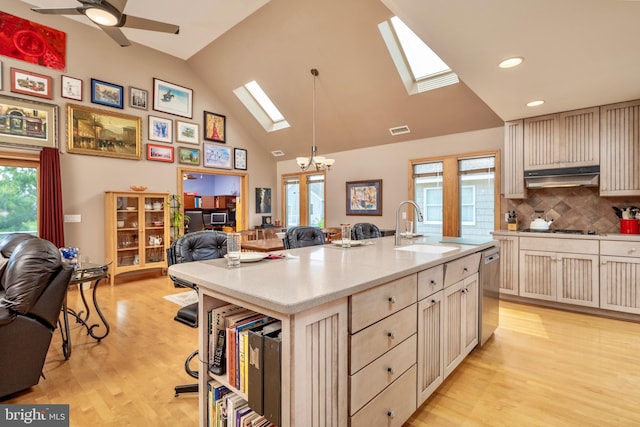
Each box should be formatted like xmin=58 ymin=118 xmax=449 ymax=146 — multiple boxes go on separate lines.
xmin=168 ymin=235 xmax=496 ymax=315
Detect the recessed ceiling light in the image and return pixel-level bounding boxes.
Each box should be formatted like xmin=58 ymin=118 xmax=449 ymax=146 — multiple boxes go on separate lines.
xmin=527 ymin=100 xmax=545 ymax=107
xmin=499 ymin=57 xmax=524 ymax=69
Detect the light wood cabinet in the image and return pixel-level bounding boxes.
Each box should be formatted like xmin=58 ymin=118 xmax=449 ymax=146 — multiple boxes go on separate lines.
xmin=443 ymin=273 xmax=479 ymax=377
xmin=519 ymin=237 xmax=599 ymax=307
xmin=417 ymin=290 xmax=444 ymax=405
xmin=600 ymin=240 xmax=640 ymax=314
xmin=599 ymin=99 xmax=640 ymax=196
xmin=523 ymin=107 xmax=599 ymax=171
xmin=494 ymin=234 xmax=519 ymax=295
xmin=104 ymin=191 xmax=170 ymax=285
xmin=503 ymin=119 xmax=526 ymax=199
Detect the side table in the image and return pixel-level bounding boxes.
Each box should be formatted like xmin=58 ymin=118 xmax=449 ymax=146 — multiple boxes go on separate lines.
xmin=59 ymin=261 xmax=111 ymax=359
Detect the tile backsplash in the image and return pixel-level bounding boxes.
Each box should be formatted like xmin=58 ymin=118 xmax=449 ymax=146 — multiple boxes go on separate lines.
xmin=501 ymin=187 xmax=640 ymax=234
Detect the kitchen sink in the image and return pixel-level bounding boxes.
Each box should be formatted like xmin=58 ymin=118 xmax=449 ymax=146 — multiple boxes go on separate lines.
xmin=394 ymin=244 xmax=459 ymax=254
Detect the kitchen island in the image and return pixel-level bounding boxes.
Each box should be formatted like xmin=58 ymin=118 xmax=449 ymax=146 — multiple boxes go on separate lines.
xmin=168 ymin=235 xmax=496 ymax=427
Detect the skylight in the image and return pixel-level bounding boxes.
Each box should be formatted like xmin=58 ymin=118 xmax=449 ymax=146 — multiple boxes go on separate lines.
xmin=379 ymin=17 xmax=459 ymax=95
xmin=234 ymin=80 xmax=290 ymax=132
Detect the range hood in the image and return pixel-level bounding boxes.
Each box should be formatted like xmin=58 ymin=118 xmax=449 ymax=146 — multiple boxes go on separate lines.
xmin=524 ymin=166 xmax=600 ymax=188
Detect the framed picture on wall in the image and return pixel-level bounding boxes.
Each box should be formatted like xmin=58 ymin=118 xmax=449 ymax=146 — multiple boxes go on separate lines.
xmin=178 ymin=147 xmax=200 ymax=165
xmin=10 ymin=68 xmax=53 ymax=99
xmin=147 ymin=143 xmax=174 ymax=162
xmin=91 ymin=78 xmax=124 ymax=109
xmin=203 ymin=143 xmax=232 ymax=169
xmin=148 ymin=115 xmax=173 ymax=143
xmin=0 ymin=94 xmax=58 ymax=149
xmin=256 ymin=188 xmax=271 ymax=213
xmin=175 ymin=120 xmax=199 ymax=144
xmin=234 ymin=148 xmax=247 ymax=170
xmin=153 ymin=78 xmax=193 ymax=118
xmin=346 ymin=179 xmax=383 ymax=216
xmin=129 ymin=86 xmax=148 ymax=110
xmin=61 ymin=75 xmax=82 ymax=101
xmin=203 ymin=111 xmax=225 ymax=143
xmin=66 ymin=103 xmax=141 ymax=160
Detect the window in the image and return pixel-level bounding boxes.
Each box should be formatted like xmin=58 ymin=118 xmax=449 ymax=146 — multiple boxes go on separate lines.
xmin=379 ymin=16 xmax=459 ymax=95
xmin=0 ymin=152 xmax=40 ymax=238
xmin=233 ymin=80 xmax=290 ymax=132
xmin=282 ymin=172 xmax=325 ymax=228
xmin=411 ymin=152 xmax=498 ymax=238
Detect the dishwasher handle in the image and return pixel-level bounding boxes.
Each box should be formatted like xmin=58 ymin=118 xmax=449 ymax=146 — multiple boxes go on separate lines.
xmin=484 ymin=252 xmax=500 ymax=264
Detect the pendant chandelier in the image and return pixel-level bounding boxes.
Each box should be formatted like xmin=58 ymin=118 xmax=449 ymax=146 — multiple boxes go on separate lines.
xmin=296 ymin=68 xmax=335 ymax=171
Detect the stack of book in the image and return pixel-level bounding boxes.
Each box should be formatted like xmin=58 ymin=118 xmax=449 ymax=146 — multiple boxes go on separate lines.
xmin=208 ymin=380 xmax=276 ymax=427
xmin=207 ymin=305 xmax=282 ymax=426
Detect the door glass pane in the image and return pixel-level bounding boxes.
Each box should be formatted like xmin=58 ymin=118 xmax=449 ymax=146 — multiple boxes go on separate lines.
xmin=285 ymin=179 xmax=300 ymax=227
xmin=0 ymin=165 xmax=38 ymax=237
xmin=459 ymin=157 xmax=494 ymax=238
xmin=413 ymin=161 xmax=443 ymax=236
xmin=307 ymin=174 xmax=324 ymax=228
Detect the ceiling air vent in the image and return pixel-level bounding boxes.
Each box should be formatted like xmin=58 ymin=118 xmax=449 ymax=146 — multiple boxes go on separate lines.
xmin=271 ymin=150 xmax=285 ymax=157
xmin=389 ymin=125 xmax=410 ymax=136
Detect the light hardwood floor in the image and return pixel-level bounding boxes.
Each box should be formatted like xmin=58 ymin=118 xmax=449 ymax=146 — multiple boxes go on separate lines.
xmin=4 ymin=276 xmax=640 ymax=426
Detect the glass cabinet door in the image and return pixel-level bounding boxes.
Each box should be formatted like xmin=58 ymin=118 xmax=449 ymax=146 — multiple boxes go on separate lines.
xmin=144 ymin=196 xmax=166 ymax=264
xmin=116 ymin=195 xmax=140 ymax=267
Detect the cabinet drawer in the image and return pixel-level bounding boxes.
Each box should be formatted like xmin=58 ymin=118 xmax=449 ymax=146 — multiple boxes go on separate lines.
xmin=350 ymin=365 xmax=417 ymax=427
xmin=417 ymin=264 xmax=444 ymax=300
xmin=350 ymin=305 xmax=416 ymax=374
xmin=444 ymin=253 xmax=481 ymax=287
xmin=350 ymin=274 xmax=417 ymax=333
xmin=520 ymin=237 xmax=598 ymax=254
xmin=600 ymin=240 xmax=640 ymax=258
xmin=349 ymin=334 xmax=416 ymax=415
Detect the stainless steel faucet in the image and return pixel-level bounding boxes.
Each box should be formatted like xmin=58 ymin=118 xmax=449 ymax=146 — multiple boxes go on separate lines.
xmin=395 ymin=200 xmax=424 ymax=246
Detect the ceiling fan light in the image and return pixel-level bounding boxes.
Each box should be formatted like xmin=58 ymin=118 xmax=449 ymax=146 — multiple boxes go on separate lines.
xmin=85 ymin=7 xmax=119 ymax=26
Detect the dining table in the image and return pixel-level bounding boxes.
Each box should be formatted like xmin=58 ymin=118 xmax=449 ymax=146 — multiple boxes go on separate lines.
xmin=241 ymin=237 xmax=285 ymax=252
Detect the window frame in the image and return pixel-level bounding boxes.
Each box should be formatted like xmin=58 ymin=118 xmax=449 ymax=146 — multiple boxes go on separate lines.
xmin=0 ymin=150 xmax=41 ymax=237
xmin=410 ymin=150 xmax=500 ymax=237
xmin=281 ymin=170 xmax=326 ymax=228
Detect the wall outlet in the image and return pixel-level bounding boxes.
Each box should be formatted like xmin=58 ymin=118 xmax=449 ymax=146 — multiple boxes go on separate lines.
xmin=64 ymin=214 xmax=82 ymax=223
xmin=505 ymin=213 xmax=509 ymax=222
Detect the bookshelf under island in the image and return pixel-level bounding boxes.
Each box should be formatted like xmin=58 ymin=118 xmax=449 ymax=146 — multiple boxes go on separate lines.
xmin=167 ymin=236 xmax=495 ymax=427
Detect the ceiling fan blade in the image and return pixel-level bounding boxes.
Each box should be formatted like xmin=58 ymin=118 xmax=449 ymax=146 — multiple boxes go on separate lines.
xmin=99 ymin=25 xmax=131 ymax=47
xmin=31 ymin=7 xmax=83 ymax=15
xmin=120 ymin=15 xmax=179 ymax=34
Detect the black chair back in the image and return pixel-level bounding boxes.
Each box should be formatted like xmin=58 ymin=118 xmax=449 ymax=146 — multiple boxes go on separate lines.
xmin=283 ymin=226 xmax=325 ymax=249
xmin=351 ymin=223 xmax=382 ymax=240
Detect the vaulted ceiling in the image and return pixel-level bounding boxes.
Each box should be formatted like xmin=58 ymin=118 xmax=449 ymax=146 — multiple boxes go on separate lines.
xmin=19 ymin=0 xmax=640 ymax=161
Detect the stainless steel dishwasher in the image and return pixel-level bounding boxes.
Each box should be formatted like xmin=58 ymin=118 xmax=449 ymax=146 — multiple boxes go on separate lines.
xmin=479 ymin=245 xmax=500 ymax=346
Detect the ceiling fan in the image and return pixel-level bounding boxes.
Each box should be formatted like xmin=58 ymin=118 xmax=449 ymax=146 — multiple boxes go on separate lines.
xmin=31 ymin=0 xmax=179 ymax=47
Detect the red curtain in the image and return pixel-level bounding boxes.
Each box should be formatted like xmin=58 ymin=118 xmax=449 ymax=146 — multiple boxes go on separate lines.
xmin=39 ymin=147 xmax=65 ymax=247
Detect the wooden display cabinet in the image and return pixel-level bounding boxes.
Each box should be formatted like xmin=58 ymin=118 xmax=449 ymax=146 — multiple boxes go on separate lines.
xmin=105 ymin=191 xmax=170 ymax=285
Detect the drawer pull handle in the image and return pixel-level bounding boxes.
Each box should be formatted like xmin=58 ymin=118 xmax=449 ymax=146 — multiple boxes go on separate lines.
xmin=387 ymin=331 xmax=395 ymax=339
xmin=430 ymin=280 xmax=436 ymax=285
xmin=431 ymin=299 xmax=437 ymax=304
xmin=387 ymin=367 xmax=395 ymax=375
xmin=631 ymin=248 xmax=637 ymax=253
xmin=461 ymin=288 xmax=468 ymax=294
xmin=387 ymin=411 xmax=395 ymax=418
xmin=388 ymin=296 xmax=396 ymax=304
xmin=463 ymin=267 xmax=468 ymax=272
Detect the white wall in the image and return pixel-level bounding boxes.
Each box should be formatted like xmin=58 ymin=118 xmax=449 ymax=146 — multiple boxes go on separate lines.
xmin=1 ymin=2 xmax=278 ymax=263
xmin=277 ymin=126 xmax=504 ymax=230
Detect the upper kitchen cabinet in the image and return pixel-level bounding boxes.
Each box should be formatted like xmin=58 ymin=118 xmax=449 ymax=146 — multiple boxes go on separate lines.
xmin=523 ymin=107 xmax=600 ymax=171
xmin=503 ymin=120 xmax=526 ymax=199
xmin=600 ymin=99 xmax=640 ymax=196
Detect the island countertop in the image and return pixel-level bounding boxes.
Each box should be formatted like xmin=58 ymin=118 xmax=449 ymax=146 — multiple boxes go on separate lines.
xmin=168 ymin=235 xmax=496 ymax=315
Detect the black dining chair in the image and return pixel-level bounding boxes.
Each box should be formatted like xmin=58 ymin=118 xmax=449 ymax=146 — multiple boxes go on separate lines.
xmin=351 ymin=223 xmax=382 ymax=240
xmin=166 ymin=230 xmax=228 ymax=396
xmin=283 ymin=226 xmax=326 ymax=249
